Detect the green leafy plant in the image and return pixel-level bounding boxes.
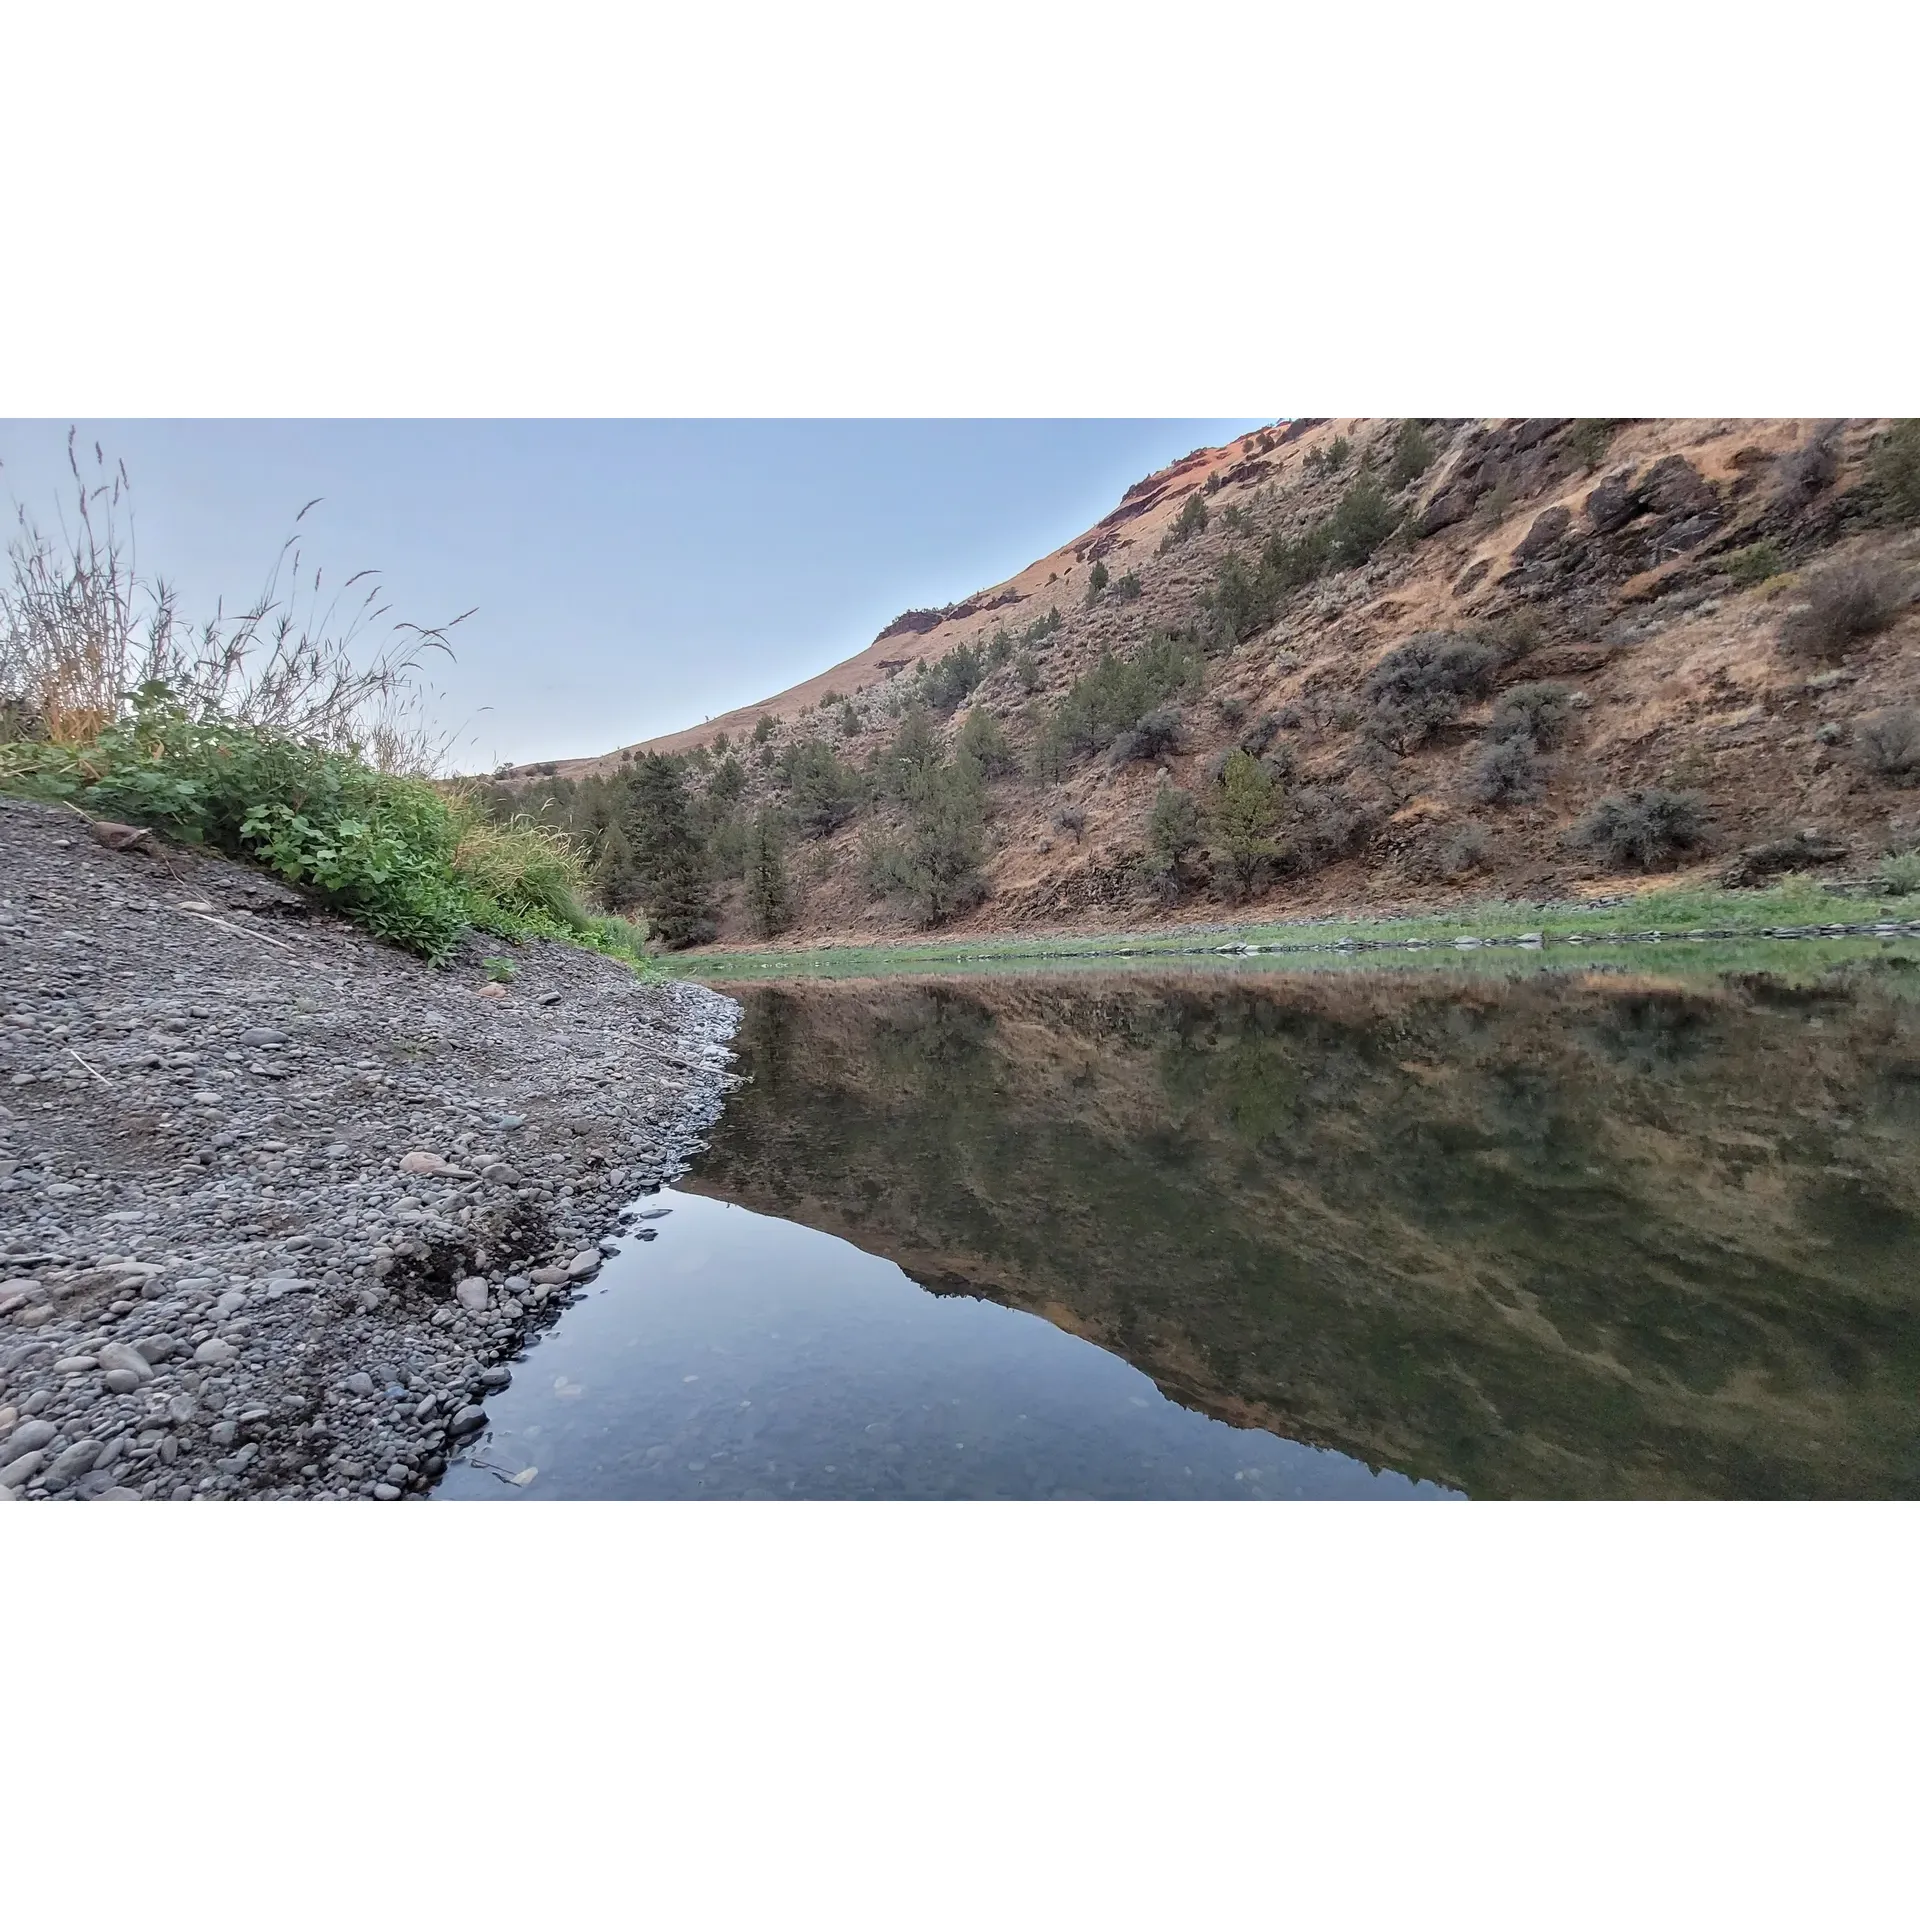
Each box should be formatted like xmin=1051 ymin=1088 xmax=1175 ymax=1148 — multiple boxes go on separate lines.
xmin=1724 ymin=539 xmax=1786 ymax=588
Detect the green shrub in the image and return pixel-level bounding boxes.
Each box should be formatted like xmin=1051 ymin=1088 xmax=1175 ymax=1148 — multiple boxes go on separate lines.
xmin=1140 ymin=785 xmax=1203 ymax=896
xmin=1108 ymin=706 xmax=1182 ymax=767
xmin=958 ymin=705 xmax=1017 ymax=777
xmin=862 ymin=749 xmax=988 ymax=926
xmin=1326 ymin=476 xmax=1400 ymax=570
xmin=1566 ymin=420 xmax=1617 ymax=471
xmin=752 ymin=713 xmax=776 ymax=745
xmin=1877 ymin=849 xmax=1920 ymax=895
xmin=1387 ymin=421 xmax=1435 ymax=490
xmin=1113 ymin=571 xmax=1142 ymax=602
xmin=3 ymin=690 xmax=472 ymax=957
xmin=1159 ymin=493 xmax=1209 ymax=552
xmin=447 ymin=800 xmax=590 ymax=933
xmin=1568 ymin=788 xmax=1710 ymax=870
xmin=483 ymin=955 xmax=518 ymax=983
xmin=1724 ymin=539 xmax=1786 ymax=588
xmin=1015 ymin=650 xmax=1042 ymax=693
xmin=1873 ymin=421 xmax=1920 ymax=524
xmin=777 ymin=738 xmax=863 ymax=837
xmin=1323 ymin=436 xmax=1351 ymax=473
xmin=1208 ymin=749 xmax=1280 ymax=897
xmin=923 ymin=640 xmax=989 ymax=714
xmin=1048 ymin=637 xmax=1201 ymax=763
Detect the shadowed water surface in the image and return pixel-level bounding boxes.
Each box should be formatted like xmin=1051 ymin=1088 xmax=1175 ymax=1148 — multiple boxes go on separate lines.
xmin=440 ymin=1189 xmax=1445 ymax=1498
xmin=445 ymin=950 xmax=1920 ymax=1500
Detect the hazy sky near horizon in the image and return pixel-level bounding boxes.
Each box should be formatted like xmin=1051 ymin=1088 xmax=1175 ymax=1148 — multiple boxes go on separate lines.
xmin=0 ymin=419 xmax=1264 ymax=768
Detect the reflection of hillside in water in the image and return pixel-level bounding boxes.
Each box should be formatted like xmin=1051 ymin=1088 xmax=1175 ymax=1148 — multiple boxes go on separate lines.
xmin=684 ymin=963 xmax=1920 ymax=1499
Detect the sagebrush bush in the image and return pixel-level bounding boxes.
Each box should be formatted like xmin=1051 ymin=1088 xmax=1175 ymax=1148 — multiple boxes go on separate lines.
xmin=1487 ymin=681 xmax=1572 ymax=748
xmin=1364 ymin=633 xmax=1500 ymax=751
xmin=1855 ymin=707 xmax=1920 ymax=784
xmin=1780 ymin=558 xmax=1906 ymax=661
xmin=1878 ymin=849 xmax=1920 ymax=895
xmin=1470 ymin=735 xmax=1544 ymax=805
xmin=1439 ymin=822 xmax=1491 ymax=876
xmin=1109 ymin=706 xmax=1182 ymax=766
xmin=1568 ymin=788 xmax=1710 ymax=870
xmin=1285 ymin=782 xmax=1373 ymax=874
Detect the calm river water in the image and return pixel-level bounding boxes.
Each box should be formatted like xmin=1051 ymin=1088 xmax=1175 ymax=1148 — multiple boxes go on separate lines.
xmin=441 ymin=945 xmax=1920 ymax=1500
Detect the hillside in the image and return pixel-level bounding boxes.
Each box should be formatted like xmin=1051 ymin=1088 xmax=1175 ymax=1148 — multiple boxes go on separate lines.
xmin=489 ymin=418 xmax=1920 ymax=945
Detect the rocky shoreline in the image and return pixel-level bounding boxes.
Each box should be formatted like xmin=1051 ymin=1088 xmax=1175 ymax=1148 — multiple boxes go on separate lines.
xmin=0 ymin=796 xmax=740 ymax=1501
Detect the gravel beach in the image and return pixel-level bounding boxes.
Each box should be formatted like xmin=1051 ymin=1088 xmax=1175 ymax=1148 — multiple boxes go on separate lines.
xmin=0 ymin=796 xmax=738 ymax=1501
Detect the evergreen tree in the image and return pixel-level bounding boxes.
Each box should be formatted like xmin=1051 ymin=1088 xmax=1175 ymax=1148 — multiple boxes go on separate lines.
xmin=1209 ymin=750 xmax=1281 ymax=898
xmin=743 ymin=808 xmax=791 ymax=937
xmin=1141 ymin=784 xmax=1203 ymax=897
xmin=957 ymin=705 xmax=1016 ymax=777
xmin=625 ymin=753 xmax=716 ymax=947
xmin=591 ymin=815 xmax=642 ymax=911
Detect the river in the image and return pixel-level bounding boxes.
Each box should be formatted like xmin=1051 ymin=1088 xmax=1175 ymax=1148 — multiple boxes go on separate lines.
xmin=439 ymin=943 xmax=1920 ymax=1499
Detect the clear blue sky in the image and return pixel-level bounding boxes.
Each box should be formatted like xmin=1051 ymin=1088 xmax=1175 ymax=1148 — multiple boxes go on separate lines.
xmin=0 ymin=420 xmax=1265 ymax=768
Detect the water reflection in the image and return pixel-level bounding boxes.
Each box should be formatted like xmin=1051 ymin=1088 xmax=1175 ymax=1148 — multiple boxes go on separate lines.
xmin=678 ymin=956 xmax=1920 ymax=1499
xmin=439 ymin=1190 xmax=1447 ymax=1499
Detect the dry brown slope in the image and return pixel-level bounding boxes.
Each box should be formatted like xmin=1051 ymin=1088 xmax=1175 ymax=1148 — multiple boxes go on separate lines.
xmin=526 ymin=418 xmax=1920 ymax=942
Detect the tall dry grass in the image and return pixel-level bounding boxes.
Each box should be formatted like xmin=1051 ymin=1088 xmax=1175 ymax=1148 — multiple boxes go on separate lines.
xmin=1 ymin=429 xmax=470 ymax=761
